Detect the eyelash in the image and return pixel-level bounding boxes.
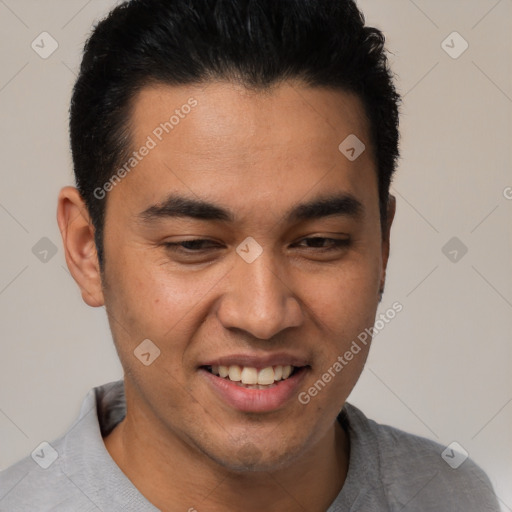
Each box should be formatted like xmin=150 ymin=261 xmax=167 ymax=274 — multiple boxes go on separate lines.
xmin=163 ymin=237 xmax=351 ymax=253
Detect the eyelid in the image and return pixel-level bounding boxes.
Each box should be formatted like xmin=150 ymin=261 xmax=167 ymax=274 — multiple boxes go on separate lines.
xmin=292 ymin=236 xmax=351 ymax=249
xmin=162 ymin=236 xmax=351 ymax=258
xmin=164 ymin=239 xmax=221 ymax=251
xmin=163 ymin=235 xmax=350 ymax=246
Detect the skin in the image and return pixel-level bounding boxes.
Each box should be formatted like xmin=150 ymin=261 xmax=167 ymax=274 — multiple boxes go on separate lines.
xmin=57 ymin=80 xmax=395 ymax=512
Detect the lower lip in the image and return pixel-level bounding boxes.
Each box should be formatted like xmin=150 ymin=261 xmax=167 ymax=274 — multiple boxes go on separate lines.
xmin=200 ymin=367 xmax=309 ymax=413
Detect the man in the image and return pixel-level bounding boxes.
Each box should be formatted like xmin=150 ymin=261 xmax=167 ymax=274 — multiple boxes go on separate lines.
xmin=0 ymin=1 xmax=500 ymax=510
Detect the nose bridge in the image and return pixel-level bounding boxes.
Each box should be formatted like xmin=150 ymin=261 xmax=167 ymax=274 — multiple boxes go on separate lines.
xmin=244 ymin=252 xmax=284 ymax=309
xmin=218 ymin=248 xmax=303 ymax=339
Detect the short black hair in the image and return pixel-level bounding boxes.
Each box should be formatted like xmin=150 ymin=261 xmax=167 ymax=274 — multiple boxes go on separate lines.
xmin=70 ymin=0 xmax=400 ymax=270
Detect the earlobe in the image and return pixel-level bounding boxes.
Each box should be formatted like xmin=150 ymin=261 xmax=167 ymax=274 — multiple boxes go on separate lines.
xmin=379 ymin=194 xmax=396 ymax=299
xmin=57 ymin=186 xmax=105 ymax=307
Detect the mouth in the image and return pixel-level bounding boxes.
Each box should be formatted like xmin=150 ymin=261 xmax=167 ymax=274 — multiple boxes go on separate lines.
xmin=199 ymin=362 xmax=310 ymax=413
xmin=202 ymin=364 xmax=305 ymax=389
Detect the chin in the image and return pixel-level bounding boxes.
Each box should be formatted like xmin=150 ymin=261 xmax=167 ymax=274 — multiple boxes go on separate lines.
xmin=205 ymin=439 xmax=305 ymax=474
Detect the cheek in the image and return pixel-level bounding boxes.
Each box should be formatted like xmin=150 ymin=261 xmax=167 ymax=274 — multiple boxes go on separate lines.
xmin=297 ymin=263 xmax=380 ymax=414
xmin=303 ymin=255 xmax=381 ymax=336
xmin=105 ymin=250 xmax=228 ymax=343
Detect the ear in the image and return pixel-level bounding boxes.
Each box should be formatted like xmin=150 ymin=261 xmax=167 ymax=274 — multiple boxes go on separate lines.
xmin=57 ymin=186 xmax=105 ymax=307
xmin=379 ymin=194 xmax=396 ymax=299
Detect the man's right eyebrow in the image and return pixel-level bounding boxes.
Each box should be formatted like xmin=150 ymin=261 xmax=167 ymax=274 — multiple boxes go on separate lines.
xmin=137 ymin=194 xmax=235 ymax=223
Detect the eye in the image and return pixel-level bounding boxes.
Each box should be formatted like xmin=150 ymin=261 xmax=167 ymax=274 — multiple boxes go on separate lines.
xmin=293 ymin=237 xmax=351 ymax=251
xmin=164 ymin=239 xmax=221 ymax=252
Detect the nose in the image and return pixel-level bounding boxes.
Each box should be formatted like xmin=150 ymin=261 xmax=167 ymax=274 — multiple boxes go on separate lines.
xmin=216 ymin=250 xmax=304 ymax=340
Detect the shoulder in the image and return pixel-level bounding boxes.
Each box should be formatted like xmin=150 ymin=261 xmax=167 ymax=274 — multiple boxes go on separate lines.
xmin=339 ymin=402 xmax=500 ymax=511
xmin=0 ymin=439 xmax=94 ymax=511
xmin=0 ymin=380 xmax=126 ymax=512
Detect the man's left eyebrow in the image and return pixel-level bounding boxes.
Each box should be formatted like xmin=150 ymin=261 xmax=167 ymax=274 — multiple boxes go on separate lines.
xmin=286 ymin=193 xmax=364 ymax=223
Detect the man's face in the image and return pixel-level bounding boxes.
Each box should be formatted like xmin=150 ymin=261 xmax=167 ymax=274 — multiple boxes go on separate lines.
xmin=99 ymin=81 xmax=390 ymax=471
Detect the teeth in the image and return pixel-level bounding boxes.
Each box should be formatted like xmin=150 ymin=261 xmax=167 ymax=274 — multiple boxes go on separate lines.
xmin=241 ymin=367 xmax=258 ymax=385
xmin=228 ymin=365 xmax=242 ymax=382
xmin=257 ymin=367 xmax=275 ymax=385
xmin=209 ymin=364 xmax=297 ymax=385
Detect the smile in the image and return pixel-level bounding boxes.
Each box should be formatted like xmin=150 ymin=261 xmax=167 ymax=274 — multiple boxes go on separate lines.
xmin=204 ymin=364 xmax=298 ymax=389
xmin=200 ymin=364 xmax=309 ymax=413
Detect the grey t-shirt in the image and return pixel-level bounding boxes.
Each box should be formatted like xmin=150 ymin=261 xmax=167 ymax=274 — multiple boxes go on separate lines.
xmin=0 ymin=380 xmax=500 ymax=511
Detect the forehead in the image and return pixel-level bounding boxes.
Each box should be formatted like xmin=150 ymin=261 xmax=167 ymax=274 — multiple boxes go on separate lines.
xmin=111 ymin=80 xmax=377 ymax=220
xmin=130 ymin=80 xmax=371 ymax=158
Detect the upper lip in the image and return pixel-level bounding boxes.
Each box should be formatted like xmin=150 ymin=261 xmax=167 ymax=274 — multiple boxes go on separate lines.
xmin=200 ymin=353 xmax=310 ymax=369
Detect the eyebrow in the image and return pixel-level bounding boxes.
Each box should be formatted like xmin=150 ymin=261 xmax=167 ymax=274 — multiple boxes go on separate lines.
xmin=288 ymin=194 xmax=363 ymax=223
xmin=137 ymin=193 xmax=363 ymax=224
xmin=138 ymin=195 xmax=234 ymax=223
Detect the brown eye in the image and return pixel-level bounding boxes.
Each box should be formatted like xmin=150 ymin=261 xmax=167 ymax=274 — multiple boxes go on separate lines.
xmin=294 ymin=237 xmax=351 ymax=250
xmin=164 ymin=239 xmax=221 ymax=252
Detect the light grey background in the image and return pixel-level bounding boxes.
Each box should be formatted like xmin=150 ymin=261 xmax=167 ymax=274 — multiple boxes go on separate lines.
xmin=0 ymin=0 xmax=511 ymax=509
